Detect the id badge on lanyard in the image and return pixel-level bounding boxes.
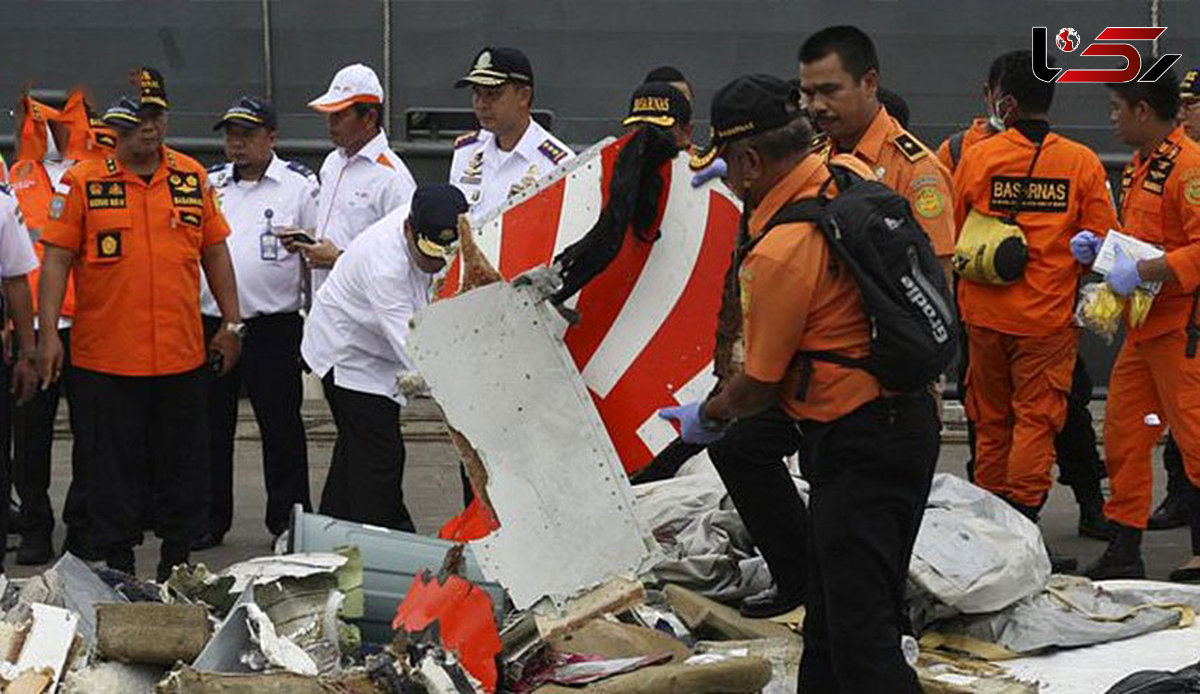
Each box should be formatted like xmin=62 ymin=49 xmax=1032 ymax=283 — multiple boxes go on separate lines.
xmin=260 ymin=207 xmax=280 ymax=261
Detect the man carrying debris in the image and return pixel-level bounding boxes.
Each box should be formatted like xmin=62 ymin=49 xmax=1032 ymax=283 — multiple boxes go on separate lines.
xmin=661 ymin=74 xmax=941 ymax=692
xmin=449 ymin=47 xmax=575 ymax=222
xmin=301 ymin=184 xmax=468 ymax=532
xmin=1077 ymin=69 xmax=1200 ymax=580
xmin=36 ymin=78 xmax=243 ymax=581
xmin=952 ymin=50 xmax=1119 ymax=569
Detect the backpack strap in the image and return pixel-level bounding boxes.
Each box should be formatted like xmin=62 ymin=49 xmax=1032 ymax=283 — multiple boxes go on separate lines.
xmin=948 ymin=130 xmax=966 ymax=169
xmin=1188 ymin=289 xmax=1200 ymax=359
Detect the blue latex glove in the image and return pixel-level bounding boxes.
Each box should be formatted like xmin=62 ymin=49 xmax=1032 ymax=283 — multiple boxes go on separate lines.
xmin=658 ymin=400 xmax=728 ymax=445
xmin=1106 ymin=245 xmax=1142 ymax=297
xmin=1070 ymin=230 xmax=1102 ymax=265
xmin=691 ymin=158 xmax=727 ymax=188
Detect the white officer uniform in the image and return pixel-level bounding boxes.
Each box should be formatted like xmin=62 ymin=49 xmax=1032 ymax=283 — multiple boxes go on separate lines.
xmin=301 ymin=202 xmax=430 ymax=405
xmin=448 ymin=119 xmax=574 ymax=222
xmin=201 ymin=154 xmax=319 ymax=317
xmin=0 ymin=187 xmax=39 ymax=281
xmin=312 ymin=130 xmax=415 ymax=291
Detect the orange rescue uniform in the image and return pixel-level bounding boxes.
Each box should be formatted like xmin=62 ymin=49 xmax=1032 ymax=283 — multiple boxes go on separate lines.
xmin=936 ymin=117 xmax=998 ymax=173
xmin=740 ymin=153 xmax=882 ymax=421
xmin=41 ymin=148 xmax=230 ymax=377
xmin=836 ymin=106 xmax=956 ymax=258
xmin=1105 ymin=126 xmax=1200 ymax=528
xmin=953 ymin=126 xmax=1119 ymax=506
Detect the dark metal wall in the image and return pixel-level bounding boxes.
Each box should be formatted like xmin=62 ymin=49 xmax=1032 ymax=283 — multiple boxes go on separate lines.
xmin=3 ymin=0 xmax=1198 ymax=386
xmin=5 ymin=0 xmax=1197 ymax=152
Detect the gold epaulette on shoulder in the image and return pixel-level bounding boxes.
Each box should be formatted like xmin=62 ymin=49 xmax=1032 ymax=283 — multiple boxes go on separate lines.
xmin=893 ymin=132 xmax=927 ymax=162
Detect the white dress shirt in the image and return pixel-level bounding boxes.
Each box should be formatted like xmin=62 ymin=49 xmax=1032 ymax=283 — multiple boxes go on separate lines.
xmin=0 ymin=189 xmax=40 ymax=279
xmin=448 ymin=118 xmax=575 ymax=223
xmin=313 ymin=130 xmax=416 ymax=292
xmin=201 ymin=154 xmax=319 ymax=317
xmin=301 ymin=203 xmax=431 ymax=404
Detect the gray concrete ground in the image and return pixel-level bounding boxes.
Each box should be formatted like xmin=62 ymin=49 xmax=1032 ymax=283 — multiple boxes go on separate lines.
xmin=7 ymin=397 xmax=1191 ymax=582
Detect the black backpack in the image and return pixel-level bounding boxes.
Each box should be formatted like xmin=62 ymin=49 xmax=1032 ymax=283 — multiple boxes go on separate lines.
xmin=748 ymin=164 xmax=959 ymax=394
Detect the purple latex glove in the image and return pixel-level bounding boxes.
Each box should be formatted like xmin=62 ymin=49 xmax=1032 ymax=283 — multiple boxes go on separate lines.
xmin=691 ymin=158 xmax=727 ymax=188
xmin=1106 ymin=245 xmax=1142 ymax=297
xmin=658 ymin=400 xmax=728 ymax=445
xmin=1070 ymin=230 xmax=1102 ymax=265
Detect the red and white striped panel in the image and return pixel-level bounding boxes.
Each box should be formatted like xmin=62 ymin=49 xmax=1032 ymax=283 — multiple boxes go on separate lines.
xmin=439 ymin=135 xmax=742 ymax=473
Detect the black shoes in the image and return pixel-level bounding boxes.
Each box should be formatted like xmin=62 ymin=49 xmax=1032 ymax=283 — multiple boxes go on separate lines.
xmin=739 ymin=585 xmax=804 ymax=619
xmin=16 ymin=534 xmax=53 ymax=566
xmin=1073 ymin=482 xmax=1118 ymax=541
xmin=1084 ymin=524 xmax=1146 ymax=580
xmin=1148 ymin=494 xmax=1189 ymax=531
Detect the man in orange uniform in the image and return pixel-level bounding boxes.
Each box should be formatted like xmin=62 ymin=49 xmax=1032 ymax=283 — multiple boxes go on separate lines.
xmin=662 ymin=74 xmax=939 ymax=692
xmin=7 ymin=89 xmax=112 ymax=564
xmin=1075 ymin=70 xmax=1200 ymax=579
xmin=36 ymin=86 xmax=243 ymax=581
xmin=798 ymin=25 xmax=955 ymax=278
xmin=940 ymin=56 xmax=1115 ymax=545
xmin=953 ymin=51 xmax=1118 ymax=551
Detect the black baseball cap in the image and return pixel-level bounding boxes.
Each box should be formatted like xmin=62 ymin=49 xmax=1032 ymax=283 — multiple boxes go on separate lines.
xmin=213 ymin=96 xmax=278 ymax=131
xmin=690 ymin=74 xmax=800 ymax=168
xmin=411 ymin=184 xmax=469 ymax=258
xmin=455 ymin=47 xmax=534 ymax=88
xmin=623 ymin=81 xmax=691 ymax=128
xmin=1181 ymin=67 xmax=1200 ymax=100
xmin=644 ymin=66 xmax=686 ymax=84
xmin=100 ymin=95 xmax=144 ymax=130
xmin=137 ymin=67 xmax=169 ymax=110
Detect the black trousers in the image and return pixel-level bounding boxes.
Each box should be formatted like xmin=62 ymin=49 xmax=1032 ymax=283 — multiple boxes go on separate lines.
xmin=1164 ymin=433 xmax=1186 ymax=498
xmin=203 ymin=314 xmax=310 ymax=537
xmin=797 ymin=393 xmax=940 ymax=693
xmin=319 ymin=372 xmax=414 ymax=532
xmin=12 ymin=328 xmax=88 ymax=541
xmin=708 ymin=407 xmax=806 ymax=594
xmin=73 ymin=367 xmax=208 ymax=555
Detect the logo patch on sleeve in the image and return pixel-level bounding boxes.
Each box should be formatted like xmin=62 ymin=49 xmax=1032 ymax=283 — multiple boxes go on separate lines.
xmin=97 ymin=231 xmax=122 ymax=258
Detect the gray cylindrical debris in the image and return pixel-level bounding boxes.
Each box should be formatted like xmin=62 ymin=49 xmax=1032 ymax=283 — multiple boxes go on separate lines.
xmin=96 ymin=603 xmax=212 ymax=665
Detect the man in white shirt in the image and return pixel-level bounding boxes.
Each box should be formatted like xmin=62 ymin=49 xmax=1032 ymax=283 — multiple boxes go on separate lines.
xmin=449 ymin=47 xmax=575 ymax=222
xmin=301 ymin=184 xmax=467 ymax=531
xmin=195 ymin=97 xmax=318 ymax=550
xmin=0 ymin=184 xmax=45 ymax=573
xmin=296 ymin=64 xmax=416 ymax=293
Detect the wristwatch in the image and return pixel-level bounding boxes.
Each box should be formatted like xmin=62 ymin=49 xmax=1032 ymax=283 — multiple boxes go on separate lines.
xmin=223 ymin=322 xmax=247 ymax=338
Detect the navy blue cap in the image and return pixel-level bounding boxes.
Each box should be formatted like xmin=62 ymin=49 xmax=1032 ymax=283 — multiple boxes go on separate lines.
xmin=456 ymin=47 xmax=534 ymax=88
xmin=100 ymin=95 xmax=144 ymax=129
xmin=411 ymin=184 xmax=469 ymax=258
xmin=213 ymin=95 xmax=278 ymax=131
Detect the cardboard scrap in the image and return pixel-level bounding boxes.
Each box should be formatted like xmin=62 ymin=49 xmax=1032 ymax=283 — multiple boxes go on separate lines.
xmin=4 ymin=669 xmax=53 ymax=694
xmin=663 ymin=585 xmax=797 ymax=642
xmin=154 ymin=666 xmax=376 ymax=694
xmin=96 ymin=603 xmax=211 ymax=666
xmin=533 ymin=577 xmax=646 ymax=641
xmin=532 ymin=656 xmax=773 ymax=694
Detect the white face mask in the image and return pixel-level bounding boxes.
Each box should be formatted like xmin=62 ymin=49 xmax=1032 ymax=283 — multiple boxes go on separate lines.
xmin=989 ymin=94 xmax=1016 ymax=131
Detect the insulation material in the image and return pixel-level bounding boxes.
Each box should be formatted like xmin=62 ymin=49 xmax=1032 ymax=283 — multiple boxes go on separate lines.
xmin=910 ymin=474 xmax=1051 ymax=614
xmin=408 ymin=282 xmax=662 ymax=609
xmin=60 ymin=662 xmax=165 ymax=694
xmin=436 ymin=141 xmax=741 ymax=474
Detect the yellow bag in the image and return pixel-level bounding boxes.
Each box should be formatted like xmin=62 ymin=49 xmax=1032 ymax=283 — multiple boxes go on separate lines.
xmin=953 ymin=209 xmax=1029 ymax=285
